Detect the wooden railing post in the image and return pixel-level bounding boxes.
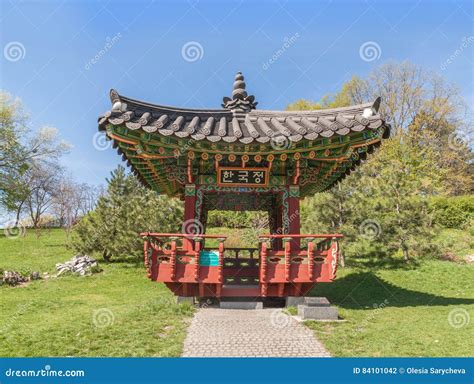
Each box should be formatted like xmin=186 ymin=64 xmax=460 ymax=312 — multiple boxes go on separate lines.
xmin=283 ymin=237 xmax=292 ymax=281
xmin=217 ymin=238 xmax=225 ymax=284
xmin=169 ymin=236 xmax=178 ymax=280
xmin=193 ymin=237 xmax=202 ymax=282
xmin=259 ymin=239 xmax=268 ymax=297
xmin=307 ymin=238 xmax=314 ymax=281
xmin=143 ymin=238 xmax=151 ymax=278
xmin=330 ymin=236 xmax=339 ymax=279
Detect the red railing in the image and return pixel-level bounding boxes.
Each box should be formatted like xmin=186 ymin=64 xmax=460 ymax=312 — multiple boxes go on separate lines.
xmin=258 ymin=234 xmax=343 ymax=295
xmin=258 ymin=234 xmax=343 ymax=239
xmin=140 ymin=232 xmax=228 ymax=239
xmin=140 ymin=233 xmax=227 ymax=285
xmin=140 ymin=232 xmax=342 ymax=297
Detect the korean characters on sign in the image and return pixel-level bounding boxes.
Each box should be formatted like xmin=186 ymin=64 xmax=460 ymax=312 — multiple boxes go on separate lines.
xmin=219 ymin=168 xmax=267 ymax=186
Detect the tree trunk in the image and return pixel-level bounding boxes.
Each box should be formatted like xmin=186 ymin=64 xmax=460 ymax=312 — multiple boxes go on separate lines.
xmin=339 ymin=248 xmax=346 ymax=268
xmin=402 ymin=243 xmax=409 ymax=262
xmin=14 ymin=203 xmax=23 ymax=227
xmin=103 ymin=250 xmax=111 ymax=262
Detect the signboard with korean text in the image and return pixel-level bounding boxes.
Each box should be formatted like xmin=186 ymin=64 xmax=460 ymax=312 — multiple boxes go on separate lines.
xmin=217 ymin=167 xmax=269 ymax=187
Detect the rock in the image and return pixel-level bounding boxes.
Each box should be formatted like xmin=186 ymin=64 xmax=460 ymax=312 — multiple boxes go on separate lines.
xmin=2 ymin=270 xmax=29 ymax=286
xmin=30 ymin=271 xmax=41 ymax=280
xmin=55 ymin=254 xmax=100 ymax=276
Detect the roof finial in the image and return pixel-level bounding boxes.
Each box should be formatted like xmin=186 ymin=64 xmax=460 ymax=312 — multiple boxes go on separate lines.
xmin=222 ymin=71 xmax=257 ymax=112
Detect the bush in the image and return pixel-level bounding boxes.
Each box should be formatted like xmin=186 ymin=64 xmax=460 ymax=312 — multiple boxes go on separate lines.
xmin=70 ymin=166 xmax=183 ymax=261
xmin=430 ymin=195 xmax=474 ymax=229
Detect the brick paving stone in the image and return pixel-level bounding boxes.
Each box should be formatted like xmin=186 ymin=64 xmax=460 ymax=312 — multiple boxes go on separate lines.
xmin=182 ymin=308 xmax=331 ymax=357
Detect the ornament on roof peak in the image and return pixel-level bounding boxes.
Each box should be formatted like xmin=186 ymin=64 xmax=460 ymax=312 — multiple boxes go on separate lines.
xmin=222 ymin=72 xmax=258 ymax=112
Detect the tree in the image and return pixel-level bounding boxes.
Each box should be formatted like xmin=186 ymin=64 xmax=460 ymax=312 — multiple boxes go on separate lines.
xmin=293 ymin=61 xmax=472 ymax=262
xmin=0 ymin=91 xmax=70 ymax=223
xmin=25 ymin=162 xmax=63 ymax=233
xmin=71 ymin=166 xmax=183 ymax=261
xmin=356 ymin=130 xmax=445 ymax=260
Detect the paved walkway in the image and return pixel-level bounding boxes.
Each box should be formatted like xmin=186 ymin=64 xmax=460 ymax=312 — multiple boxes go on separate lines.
xmin=182 ymin=308 xmax=330 ymax=357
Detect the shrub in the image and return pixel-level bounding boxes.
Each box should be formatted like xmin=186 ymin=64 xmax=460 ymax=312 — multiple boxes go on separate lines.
xmin=70 ymin=166 xmax=183 ymax=261
xmin=430 ymin=195 xmax=474 ymax=229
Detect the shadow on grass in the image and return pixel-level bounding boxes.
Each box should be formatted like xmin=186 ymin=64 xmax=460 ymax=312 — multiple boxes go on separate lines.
xmin=345 ymin=256 xmax=422 ymax=270
xmin=105 ymin=258 xmax=143 ymax=268
xmin=310 ymin=271 xmax=474 ymax=310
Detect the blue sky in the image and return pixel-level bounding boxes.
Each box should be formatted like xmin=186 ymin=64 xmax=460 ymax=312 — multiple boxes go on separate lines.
xmin=1 ymin=0 xmax=473 ymax=186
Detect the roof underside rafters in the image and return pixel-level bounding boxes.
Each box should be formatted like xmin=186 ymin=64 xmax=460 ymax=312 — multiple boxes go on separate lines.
xmin=98 ymin=73 xmax=390 ymax=198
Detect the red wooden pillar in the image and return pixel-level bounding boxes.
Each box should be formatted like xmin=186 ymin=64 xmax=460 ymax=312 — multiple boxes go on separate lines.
xmin=183 ymin=184 xmax=196 ymax=251
xmin=288 ymin=185 xmax=301 ymax=250
xmin=273 ymin=197 xmax=283 ymax=251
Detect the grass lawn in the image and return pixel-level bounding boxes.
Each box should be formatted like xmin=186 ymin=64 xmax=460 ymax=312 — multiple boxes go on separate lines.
xmin=306 ymin=258 xmax=474 ymax=357
xmin=0 ymin=229 xmax=194 ymax=357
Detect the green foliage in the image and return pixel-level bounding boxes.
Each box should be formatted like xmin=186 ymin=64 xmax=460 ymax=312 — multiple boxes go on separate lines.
xmin=287 ymin=76 xmax=364 ymax=110
xmin=207 ymin=210 xmax=267 ymax=229
xmin=295 ymin=62 xmax=473 ymax=262
xmin=430 ymin=195 xmax=474 ymax=229
xmin=301 ymin=131 xmax=446 ymax=261
xmin=0 ymin=92 xmax=29 ymax=210
xmin=71 ymin=166 xmax=183 ymax=261
xmin=1 ymin=91 xmax=70 ymax=225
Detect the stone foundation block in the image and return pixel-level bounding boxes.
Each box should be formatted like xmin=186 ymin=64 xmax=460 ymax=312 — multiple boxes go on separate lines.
xmin=297 ymin=304 xmax=338 ymax=320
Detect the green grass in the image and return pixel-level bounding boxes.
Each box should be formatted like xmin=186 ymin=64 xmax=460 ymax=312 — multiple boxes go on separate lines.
xmin=0 ymin=229 xmax=194 ymax=357
xmin=434 ymin=228 xmax=474 ymax=258
xmin=206 ymin=226 xmax=266 ymax=248
xmin=305 ymin=258 xmax=474 ymax=357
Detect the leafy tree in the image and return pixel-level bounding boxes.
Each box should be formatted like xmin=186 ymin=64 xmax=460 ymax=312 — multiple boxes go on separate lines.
xmin=71 ymin=166 xmax=183 ymax=261
xmin=25 ymin=162 xmax=63 ymax=231
xmin=294 ymin=61 xmax=472 ymax=262
xmin=356 ymin=130 xmax=445 ymax=260
xmin=0 ymin=91 xmax=70 ymax=223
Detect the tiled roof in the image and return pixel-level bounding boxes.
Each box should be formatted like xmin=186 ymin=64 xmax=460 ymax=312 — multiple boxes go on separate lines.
xmin=98 ymin=73 xmax=386 ymax=145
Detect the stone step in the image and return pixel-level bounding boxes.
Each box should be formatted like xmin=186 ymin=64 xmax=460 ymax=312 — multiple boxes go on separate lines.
xmin=220 ymin=300 xmax=263 ymax=310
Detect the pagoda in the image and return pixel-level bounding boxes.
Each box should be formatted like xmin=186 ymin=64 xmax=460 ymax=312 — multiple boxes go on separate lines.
xmin=98 ymin=72 xmax=390 ymax=299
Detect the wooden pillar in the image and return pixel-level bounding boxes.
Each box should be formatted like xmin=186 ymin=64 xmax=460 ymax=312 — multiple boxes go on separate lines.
xmin=288 ymin=185 xmax=300 ymax=250
xmin=273 ymin=196 xmax=283 ymax=251
xmin=259 ymin=240 xmax=268 ymax=297
xmin=183 ymin=184 xmax=196 ymax=251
